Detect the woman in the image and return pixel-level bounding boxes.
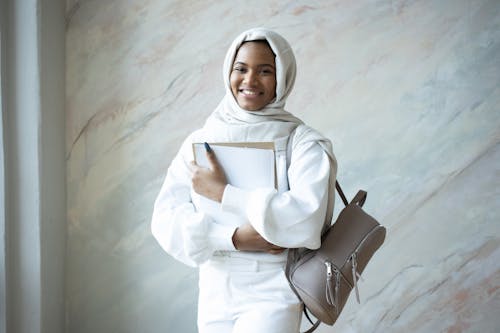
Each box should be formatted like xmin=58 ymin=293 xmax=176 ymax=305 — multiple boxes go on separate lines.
xmin=152 ymin=28 xmax=337 ymax=333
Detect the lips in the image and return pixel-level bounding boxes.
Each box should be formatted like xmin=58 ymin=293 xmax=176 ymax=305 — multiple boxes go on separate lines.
xmin=239 ymin=88 xmax=262 ymax=97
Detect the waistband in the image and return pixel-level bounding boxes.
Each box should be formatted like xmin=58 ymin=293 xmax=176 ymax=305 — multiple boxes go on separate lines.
xmin=205 ymin=253 xmax=287 ymax=273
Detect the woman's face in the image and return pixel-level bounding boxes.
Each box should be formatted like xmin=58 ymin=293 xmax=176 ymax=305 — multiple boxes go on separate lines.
xmin=230 ymin=41 xmax=277 ymax=111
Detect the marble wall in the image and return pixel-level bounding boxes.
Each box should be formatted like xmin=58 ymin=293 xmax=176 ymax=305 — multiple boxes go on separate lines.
xmin=65 ymin=1 xmax=500 ymax=332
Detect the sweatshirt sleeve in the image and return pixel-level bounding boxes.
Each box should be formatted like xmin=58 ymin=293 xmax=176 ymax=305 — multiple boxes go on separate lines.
xmin=151 ymin=136 xmax=236 ymax=267
xmin=221 ymin=140 xmax=334 ymax=250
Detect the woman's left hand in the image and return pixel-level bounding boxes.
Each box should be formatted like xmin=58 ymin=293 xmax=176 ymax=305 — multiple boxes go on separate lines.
xmin=232 ymin=223 xmax=286 ymax=254
xmin=189 ymin=147 xmax=227 ymax=202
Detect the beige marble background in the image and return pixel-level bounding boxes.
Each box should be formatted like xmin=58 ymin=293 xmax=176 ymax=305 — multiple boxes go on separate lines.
xmin=66 ymin=1 xmax=500 ymax=332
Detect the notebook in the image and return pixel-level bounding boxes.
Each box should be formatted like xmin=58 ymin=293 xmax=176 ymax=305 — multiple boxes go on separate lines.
xmin=192 ymin=142 xmax=276 ymax=189
xmin=191 ymin=142 xmax=276 ymax=226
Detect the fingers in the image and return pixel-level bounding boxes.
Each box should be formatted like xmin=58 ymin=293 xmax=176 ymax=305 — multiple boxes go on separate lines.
xmin=204 ymin=143 xmax=222 ymax=172
xmin=189 ymin=148 xmax=226 ymax=202
xmin=188 ymin=160 xmax=198 ymax=173
xmin=268 ymin=248 xmax=286 ymax=255
xmin=268 ymin=243 xmax=286 ymax=255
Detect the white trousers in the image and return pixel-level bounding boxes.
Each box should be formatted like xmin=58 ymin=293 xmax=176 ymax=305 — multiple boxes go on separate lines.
xmin=198 ymin=256 xmax=302 ymax=333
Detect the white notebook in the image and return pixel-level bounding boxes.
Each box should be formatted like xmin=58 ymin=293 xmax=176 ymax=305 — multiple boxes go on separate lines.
xmin=192 ymin=142 xmax=276 ymax=189
xmin=191 ymin=142 xmax=276 ymax=226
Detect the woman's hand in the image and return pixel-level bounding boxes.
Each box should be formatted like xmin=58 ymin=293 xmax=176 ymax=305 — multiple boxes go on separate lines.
xmin=232 ymin=223 xmax=286 ymax=255
xmin=189 ymin=144 xmax=227 ymax=202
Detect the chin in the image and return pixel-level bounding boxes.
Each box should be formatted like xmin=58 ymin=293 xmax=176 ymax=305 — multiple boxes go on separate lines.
xmin=238 ymin=101 xmax=265 ymax=111
xmin=242 ymin=106 xmax=265 ymax=112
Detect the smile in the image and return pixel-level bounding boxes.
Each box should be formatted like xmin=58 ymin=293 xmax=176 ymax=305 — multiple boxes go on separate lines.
xmin=239 ymin=89 xmax=262 ymax=96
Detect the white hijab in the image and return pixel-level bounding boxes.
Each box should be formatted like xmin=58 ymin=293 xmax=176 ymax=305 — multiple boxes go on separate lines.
xmin=207 ymin=27 xmax=304 ymax=125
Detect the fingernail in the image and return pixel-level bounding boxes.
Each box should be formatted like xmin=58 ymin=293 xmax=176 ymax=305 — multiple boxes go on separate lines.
xmin=204 ymin=142 xmax=212 ymax=152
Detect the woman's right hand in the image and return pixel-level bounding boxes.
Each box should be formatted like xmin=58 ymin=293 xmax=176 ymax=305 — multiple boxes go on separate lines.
xmin=232 ymin=224 xmax=286 ymax=255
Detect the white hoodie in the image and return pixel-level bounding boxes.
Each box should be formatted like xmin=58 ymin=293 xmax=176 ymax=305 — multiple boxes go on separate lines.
xmin=151 ymin=28 xmax=337 ymax=267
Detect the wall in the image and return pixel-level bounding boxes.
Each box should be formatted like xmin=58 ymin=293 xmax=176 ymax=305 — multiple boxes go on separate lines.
xmin=65 ymin=1 xmax=500 ymax=332
xmin=1 ymin=0 xmax=66 ymax=333
xmin=0 ymin=2 xmax=6 ymax=330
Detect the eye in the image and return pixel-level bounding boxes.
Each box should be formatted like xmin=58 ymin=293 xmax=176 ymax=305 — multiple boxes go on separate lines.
xmin=233 ymin=67 xmax=246 ymax=73
xmin=258 ymin=67 xmax=274 ymax=75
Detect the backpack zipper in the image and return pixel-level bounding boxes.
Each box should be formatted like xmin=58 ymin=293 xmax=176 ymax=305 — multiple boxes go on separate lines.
xmin=325 ymin=261 xmax=340 ymax=313
xmin=349 ymin=224 xmax=383 ymax=303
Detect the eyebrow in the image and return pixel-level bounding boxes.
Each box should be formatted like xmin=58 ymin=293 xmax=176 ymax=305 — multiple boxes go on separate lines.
xmin=233 ymin=61 xmax=275 ymax=69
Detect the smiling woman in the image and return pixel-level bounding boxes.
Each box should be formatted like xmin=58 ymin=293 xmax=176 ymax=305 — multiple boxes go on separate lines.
xmin=151 ymin=27 xmax=338 ymax=333
xmin=230 ymin=41 xmax=277 ymax=111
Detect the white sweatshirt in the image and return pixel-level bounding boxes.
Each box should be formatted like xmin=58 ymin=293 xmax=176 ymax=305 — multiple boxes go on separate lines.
xmin=151 ymin=124 xmax=332 ymax=267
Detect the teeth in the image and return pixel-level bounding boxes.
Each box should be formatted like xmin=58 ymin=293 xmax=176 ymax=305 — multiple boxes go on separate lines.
xmin=241 ymin=89 xmax=259 ymax=95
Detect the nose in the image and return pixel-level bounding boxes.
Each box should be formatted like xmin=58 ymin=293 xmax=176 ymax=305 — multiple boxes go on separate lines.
xmin=243 ymin=70 xmax=258 ymax=86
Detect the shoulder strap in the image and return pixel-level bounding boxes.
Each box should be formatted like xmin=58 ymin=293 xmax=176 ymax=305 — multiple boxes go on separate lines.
xmin=286 ymin=125 xmax=348 ymax=208
xmin=285 ymin=125 xmax=298 ymax=169
xmin=335 ymin=181 xmax=348 ymax=207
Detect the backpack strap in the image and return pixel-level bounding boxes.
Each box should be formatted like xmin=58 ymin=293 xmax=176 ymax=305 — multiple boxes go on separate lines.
xmin=285 ymin=125 xmax=298 ymax=171
xmin=287 ymin=125 xmax=347 ymax=207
